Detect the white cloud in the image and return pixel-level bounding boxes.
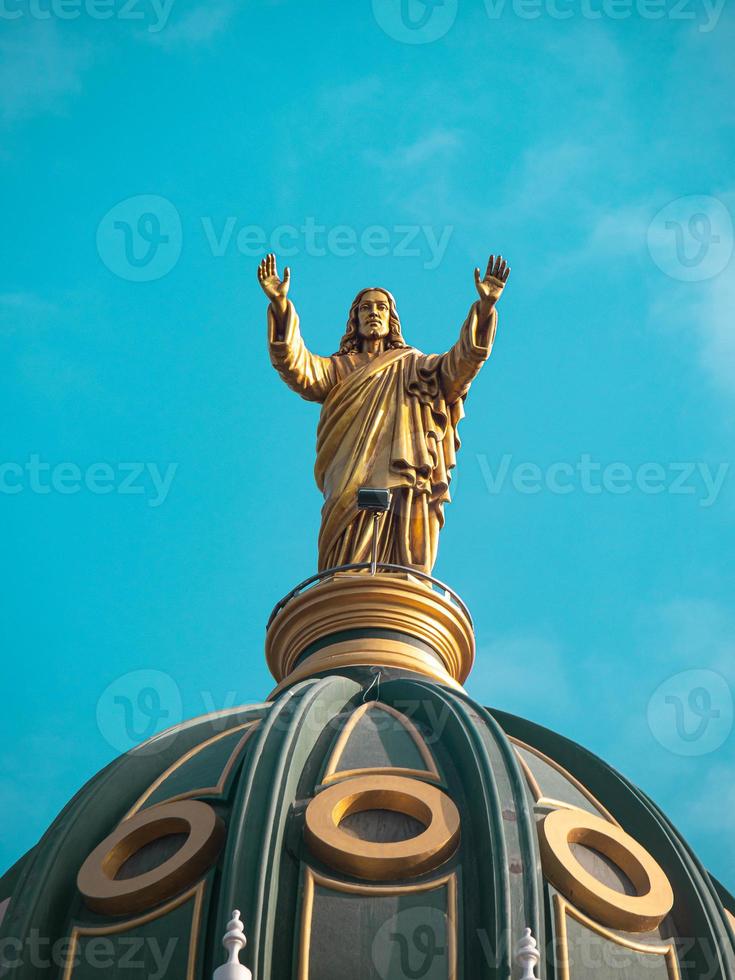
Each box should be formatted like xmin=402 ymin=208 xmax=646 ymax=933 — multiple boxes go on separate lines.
xmin=2 ymin=290 xmax=109 ymax=403
xmin=543 ymin=25 xmax=627 ymax=103
xmin=691 ymin=266 xmax=735 ymax=393
xmin=145 ymin=1 xmax=236 ymax=48
xmin=366 ymin=128 xmax=463 ymax=173
xmin=684 ymin=763 xmax=735 ymax=835
xmin=318 ymin=77 xmax=383 ymax=113
xmin=0 ymin=292 xmax=58 ymax=336
xmin=637 ymin=597 xmax=735 ymax=679
xmin=585 ymin=205 xmax=651 ymax=256
xmin=0 ymin=21 xmax=90 ymax=123
xmin=0 ymin=291 xmax=57 ymax=314
xmin=646 ymin=252 xmax=735 ymax=397
xmin=495 ymin=141 xmax=596 ymax=226
xmin=532 ymin=187 xmax=735 ymax=396
xmin=469 ymin=629 xmax=573 ymax=720
xmin=356 ymin=126 xmax=466 ymax=227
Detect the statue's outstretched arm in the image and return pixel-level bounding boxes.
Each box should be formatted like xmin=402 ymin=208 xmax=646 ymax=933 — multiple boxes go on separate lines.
xmin=258 ymin=254 xmax=336 ymax=404
xmin=440 ymin=255 xmax=510 ymax=404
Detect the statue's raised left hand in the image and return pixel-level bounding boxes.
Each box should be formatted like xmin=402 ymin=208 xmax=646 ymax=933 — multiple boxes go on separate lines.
xmin=474 ymin=255 xmax=510 ymax=312
xmin=257 ymin=253 xmax=290 ymax=317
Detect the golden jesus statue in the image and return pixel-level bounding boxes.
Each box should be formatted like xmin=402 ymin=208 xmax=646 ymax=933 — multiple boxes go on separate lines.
xmin=258 ymin=252 xmax=510 ymax=575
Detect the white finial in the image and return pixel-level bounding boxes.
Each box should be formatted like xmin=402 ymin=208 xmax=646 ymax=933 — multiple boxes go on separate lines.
xmin=213 ymin=910 xmax=252 ymax=980
xmin=515 ymin=927 xmax=540 ymax=980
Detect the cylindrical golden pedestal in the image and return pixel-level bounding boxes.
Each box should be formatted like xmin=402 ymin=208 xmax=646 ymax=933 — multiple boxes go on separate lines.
xmin=266 ymin=572 xmax=474 ymax=696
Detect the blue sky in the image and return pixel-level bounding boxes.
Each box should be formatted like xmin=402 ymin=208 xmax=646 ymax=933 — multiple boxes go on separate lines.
xmin=1 ymin=0 xmax=734 ymax=891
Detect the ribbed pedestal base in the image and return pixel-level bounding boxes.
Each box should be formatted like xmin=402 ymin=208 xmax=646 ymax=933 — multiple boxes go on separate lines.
xmin=265 ymin=571 xmax=475 ymax=695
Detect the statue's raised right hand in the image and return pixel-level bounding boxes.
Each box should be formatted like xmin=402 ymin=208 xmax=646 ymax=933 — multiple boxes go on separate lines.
xmin=257 ymin=253 xmax=290 ymax=315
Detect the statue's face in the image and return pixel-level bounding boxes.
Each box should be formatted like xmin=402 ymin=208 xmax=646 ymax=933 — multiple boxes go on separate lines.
xmin=356 ymin=290 xmax=391 ymax=343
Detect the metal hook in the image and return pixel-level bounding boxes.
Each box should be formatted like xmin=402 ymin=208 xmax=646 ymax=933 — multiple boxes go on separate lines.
xmin=362 ymin=666 xmax=382 ymax=703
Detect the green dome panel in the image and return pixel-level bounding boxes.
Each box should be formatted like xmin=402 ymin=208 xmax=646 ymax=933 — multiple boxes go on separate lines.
xmin=323 ymin=701 xmax=438 ymax=780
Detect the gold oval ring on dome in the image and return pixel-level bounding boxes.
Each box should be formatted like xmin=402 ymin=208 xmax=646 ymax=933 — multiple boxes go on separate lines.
xmin=77 ymin=800 xmax=225 ymax=916
xmin=538 ymin=807 xmax=675 ymax=933
xmin=304 ymin=774 xmax=461 ymax=881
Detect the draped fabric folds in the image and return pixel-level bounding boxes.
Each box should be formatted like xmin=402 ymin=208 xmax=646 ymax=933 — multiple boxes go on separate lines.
xmin=268 ymin=300 xmax=496 ymax=574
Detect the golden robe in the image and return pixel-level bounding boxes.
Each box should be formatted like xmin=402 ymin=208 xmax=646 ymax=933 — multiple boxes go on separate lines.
xmin=268 ymin=300 xmax=497 ymax=574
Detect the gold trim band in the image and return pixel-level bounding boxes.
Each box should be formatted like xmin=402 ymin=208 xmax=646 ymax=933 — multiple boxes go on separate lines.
xmin=125 ymin=722 xmax=257 ymax=819
xmin=553 ymin=893 xmax=680 ymax=980
xmin=63 ymin=882 xmax=205 ymax=980
xmin=510 ymin=736 xmax=619 ymax=826
xmin=322 ymin=701 xmax=441 ymax=783
xmin=266 ymin=573 xmax=474 ymax=689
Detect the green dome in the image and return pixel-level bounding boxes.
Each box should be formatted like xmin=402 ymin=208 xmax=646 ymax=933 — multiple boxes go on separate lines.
xmin=2 ymin=668 xmax=734 ymax=979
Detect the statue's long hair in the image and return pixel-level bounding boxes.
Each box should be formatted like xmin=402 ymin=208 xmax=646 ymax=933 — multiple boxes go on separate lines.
xmin=335 ymin=287 xmax=408 ymax=355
